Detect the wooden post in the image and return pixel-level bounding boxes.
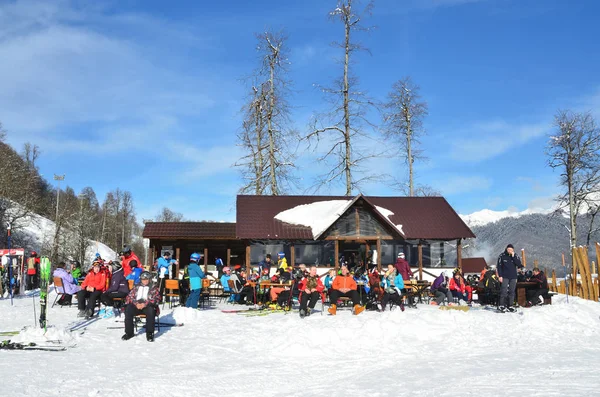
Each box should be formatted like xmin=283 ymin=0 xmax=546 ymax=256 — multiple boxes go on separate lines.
xmin=580 ymin=246 xmax=596 ymax=301
xmin=290 ymin=242 xmax=295 ymax=267
xmin=534 ymin=260 xmax=539 ymax=269
xmin=593 ymin=261 xmax=597 ymax=277
xmin=418 ymin=241 xmax=423 ymax=281
xmin=175 ymin=247 xmax=181 ymax=279
xmin=226 ymin=248 xmax=231 ymax=268
xmin=572 ymin=248 xmax=579 ymax=297
xmin=551 ymin=269 xmax=557 ymax=293
xmin=376 ymin=239 xmax=382 ymax=272
xmin=245 ymin=244 xmax=251 ymax=274
xmin=577 ymin=247 xmax=590 ymax=300
xmin=204 ymin=247 xmax=208 ymax=274
xmin=595 ymin=242 xmax=600 ymax=274
xmin=457 ymin=239 xmax=462 ymax=271
xmin=149 ymin=246 xmax=155 ymax=271
xmin=521 ymin=249 xmax=526 ymax=268
xmin=365 ymin=241 xmax=370 ymax=269
xmin=334 ymin=240 xmax=339 ymax=270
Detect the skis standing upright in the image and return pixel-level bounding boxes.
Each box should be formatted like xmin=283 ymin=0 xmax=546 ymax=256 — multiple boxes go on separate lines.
xmin=39 ymin=257 xmax=51 ymax=331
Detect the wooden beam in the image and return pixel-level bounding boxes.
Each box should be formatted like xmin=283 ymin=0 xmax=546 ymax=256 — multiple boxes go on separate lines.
xmin=457 ymin=239 xmax=462 ymax=271
xmin=376 ymin=239 xmax=382 ymax=272
xmin=226 ymin=248 xmax=231 ymax=268
xmin=175 ymin=247 xmax=181 ymax=279
xmin=418 ymin=242 xmax=423 ymax=281
xmin=521 ymin=249 xmax=526 ymax=268
xmin=203 ymin=247 xmax=208 ymax=274
xmin=355 ymin=208 xmax=360 ymax=238
xmin=245 ymin=244 xmax=251 ymax=274
xmin=334 ymin=240 xmax=339 ymax=270
xmin=290 ymin=242 xmax=295 ymax=267
xmin=365 ymin=241 xmax=370 ymax=269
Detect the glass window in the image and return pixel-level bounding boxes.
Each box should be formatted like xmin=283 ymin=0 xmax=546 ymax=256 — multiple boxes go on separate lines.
xmin=294 ymin=241 xmax=335 ymax=267
xmin=250 ymin=241 xmax=290 ymax=266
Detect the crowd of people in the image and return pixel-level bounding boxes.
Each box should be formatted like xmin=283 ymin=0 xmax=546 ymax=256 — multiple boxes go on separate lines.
xmin=43 ymin=242 xmax=553 ymax=342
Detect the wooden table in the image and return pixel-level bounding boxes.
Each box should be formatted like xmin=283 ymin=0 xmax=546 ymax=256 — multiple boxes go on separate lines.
xmin=404 ymin=280 xmax=431 ymax=303
xmin=516 ymin=281 xmax=537 ymax=307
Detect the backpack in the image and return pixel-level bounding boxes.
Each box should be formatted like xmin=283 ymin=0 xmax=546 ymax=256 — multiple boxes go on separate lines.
xmin=483 ymin=271 xmax=499 ymax=291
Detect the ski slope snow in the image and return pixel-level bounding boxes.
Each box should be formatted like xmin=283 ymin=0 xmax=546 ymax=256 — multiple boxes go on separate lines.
xmin=1 ymin=291 xmax=599 ymax=396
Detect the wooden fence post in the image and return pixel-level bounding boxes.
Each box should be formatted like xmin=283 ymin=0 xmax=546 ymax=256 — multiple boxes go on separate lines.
xmin=551 ymin=269 xmax=557 ymax=293
xmin=521 ymin=249 xmax=526 ymax=268
xmin=575 ymin=247 xmax=589 ymax=299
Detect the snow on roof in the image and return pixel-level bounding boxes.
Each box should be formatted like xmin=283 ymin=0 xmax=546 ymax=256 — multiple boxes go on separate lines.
xmin=374 ymin=205 xmax=405 ymax=236
xmin=274 ymin=200 xmax=352 ymax=239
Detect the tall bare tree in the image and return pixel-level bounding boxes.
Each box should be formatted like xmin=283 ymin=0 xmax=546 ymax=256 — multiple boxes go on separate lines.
xmin=547 ymin=110 xmax=600 ymax=251
xmin=236 ymin=31 xmax=296 ymax=195
xmin=382 ymin=77 xmax=428 ymax=196
xmin=155 ymin=207 xmax=184 ymax=222
xmin=304 ymin=0 xmax=376 ymax=195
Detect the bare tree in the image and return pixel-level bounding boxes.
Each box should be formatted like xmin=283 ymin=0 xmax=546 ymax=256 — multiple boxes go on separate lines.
xmin=236 ymin=31 xmax=296 ymax=195
xmin=547 ymin=110 xmax=600 ymax=250
xmin=304 ymin=0 xmax=377 ymax=195
xmin=382 ymin=77 xmax=428 ymax=196
xmin=155 ymin=207 xmax=184 ymax=222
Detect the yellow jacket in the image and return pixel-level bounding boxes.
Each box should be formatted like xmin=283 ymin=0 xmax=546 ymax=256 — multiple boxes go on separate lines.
xmin=278 ymin=258 xmax=288 ymax=269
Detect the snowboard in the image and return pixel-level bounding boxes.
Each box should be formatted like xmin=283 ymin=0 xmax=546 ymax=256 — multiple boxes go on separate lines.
xmin=39 ymin=257 xmax=52 ymax=331
xmin=439 ymin=305 xmax=470 ymax=312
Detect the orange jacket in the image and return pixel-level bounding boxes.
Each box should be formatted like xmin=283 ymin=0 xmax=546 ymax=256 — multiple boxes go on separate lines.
xmin=332 ymin=274 xmax=357 ymax=291
xmin=81 ymin=271 xmax=107 ymax=292
xmin=122 ymin=253 xmax=141 ymax=277
xmin=449 ymin=277 xmax=465 ymax=293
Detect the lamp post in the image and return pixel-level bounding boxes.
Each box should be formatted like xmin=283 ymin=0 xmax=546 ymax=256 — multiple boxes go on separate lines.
xmin=51 ymin=174 xmax=65 ymax=263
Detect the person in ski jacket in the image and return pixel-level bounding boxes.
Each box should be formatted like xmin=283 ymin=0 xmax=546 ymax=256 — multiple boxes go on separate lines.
xmin=394 ymin=252 xmax=413 ymax=281
xmin=215 ymin=257 xmax=225 ymax=278
xmin=122 ymin=271 xmax=160 ymax=342
xmin=324 ymin=269 xmax=336 ymax=292
xmin=430 ymin=271 xmax=453 ymax=306
xmin=237 ymin=270 xmax=257 ymax=305
xmin=526 ymin=267 xmax=550 ymax=306
xmin=157 ymin=251 xmax=177 ymax=279
xmin=121 ymin=245 xmax=141 ymax=277
xmin=328 ymin=265 xmax=365 ymax=316
xmin=277 ymin=252 xmax=288 ymax=270
xmin=185 ymin=253 xmax=206 ymax=309
xmin=26 ymin=251 xmax=40 ymax=290
xmin=101 ymin=261 xmax=130 ymax=308
xmin=378 ymin=265 xmax=405 ymax=311
xmin=449 ymin=270 xmax=469 ymax=303
xmin=126 ymin=265 xmax=143 ymax=285
xmin=259 ymin=254 xmax=273 ymax=273
xmin=53 ymin=262 xmax=80 ymax=305
xmin=298 ymin=266 xmax=325 ymax=317
xmin=70 ymin=261 xmax=83 ymax=282
xmin=76 ymin=262 xmax=106 ymax=318
xmin=497 ymin=244 xmax=523 ymax=311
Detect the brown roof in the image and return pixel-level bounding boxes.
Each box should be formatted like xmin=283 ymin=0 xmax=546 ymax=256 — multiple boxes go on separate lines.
xmin=142 ymin=222 xmax=236 ymax=239
xmin=461 ymin=257 xmax=488 ymax=274
xmin=236 ymin=195 xmax=475 ymax=240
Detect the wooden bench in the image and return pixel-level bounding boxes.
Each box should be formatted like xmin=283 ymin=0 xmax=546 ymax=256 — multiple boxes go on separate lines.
xmin=544 ymin=292 xmax=558 ymax=305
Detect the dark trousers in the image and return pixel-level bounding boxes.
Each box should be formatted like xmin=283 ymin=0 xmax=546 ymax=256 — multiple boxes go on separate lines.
xmin=101 ymin=291 xmax=128 ymax=307
xmin=26 ymin=274 xmax=38 ymax=290
xmin=527 ymin=288 xmax=550 ymax=305
xmin=238 ymin=286 xmax=255 ymax=304
xmin=329 ymin=289 xmax=360 ymax=306
xmin=451 ymin=290 xmax=469 ymax=302
xmin=300 ymin=291 xmax=320 ymax=310
xmin=57 ymin=293 xmax=72 ymax=305
xmin=125 ymin=304 xmax=156 ymax=335
xmin=381 ymin=291 xmax=403 ymax=309
xmin=77 ymin=289 xmax=102 ymax=311
xmin=499 ymin=278 xmax=517 ymax=307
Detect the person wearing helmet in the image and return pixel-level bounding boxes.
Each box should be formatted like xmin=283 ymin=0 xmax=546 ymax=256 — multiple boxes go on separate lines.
xmin=185 ymin=253 xmax=206 ymax=309
xmin=101 ymin=261 xmax=129 ymax=310
xmin=394 ymin=252 xmax=413 ymax=281
xmin=277 ymin=252 xmax=288 ymax=270
xmin=122 ymin=270 xmax=160 ymax=342
xmin=76 ymin=262 xmax=107 ymax=318
xmin=26 ymin=251 xmax=40 ymax=290
xmin=120 ymin=245 xmax=141 ymax=277
xmin=157 ymin=251 xmax=178 ymax=303
xmin=215 ymin=257 xmax=225 ymax=278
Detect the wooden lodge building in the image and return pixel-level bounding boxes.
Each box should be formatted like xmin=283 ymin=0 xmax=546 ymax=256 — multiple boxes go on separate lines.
xmin=142 ymin=194 xmax=475 ymax=279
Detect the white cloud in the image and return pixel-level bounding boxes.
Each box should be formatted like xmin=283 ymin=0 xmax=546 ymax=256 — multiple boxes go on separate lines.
xmin=448 ymin=120 xmax=548 ymax=162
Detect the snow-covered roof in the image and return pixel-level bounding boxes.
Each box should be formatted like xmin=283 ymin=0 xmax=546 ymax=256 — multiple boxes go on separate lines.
xmin=274 ymin=200 xmax=352 ymax=239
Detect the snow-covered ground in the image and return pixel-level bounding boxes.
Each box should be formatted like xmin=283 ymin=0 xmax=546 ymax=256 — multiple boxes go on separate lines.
xmin=1 ymin=291 xmax=600 ymax=397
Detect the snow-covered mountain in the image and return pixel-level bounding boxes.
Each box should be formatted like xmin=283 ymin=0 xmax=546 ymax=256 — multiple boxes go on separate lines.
xmin=460 ymin=207 xmax=554 ymax=227
xmin=6 ymin=207 xmax=116 ymax=263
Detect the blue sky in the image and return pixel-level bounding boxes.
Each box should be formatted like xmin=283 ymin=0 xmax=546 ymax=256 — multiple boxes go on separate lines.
xmin=1 ymin=0 xmax=599 ymax=222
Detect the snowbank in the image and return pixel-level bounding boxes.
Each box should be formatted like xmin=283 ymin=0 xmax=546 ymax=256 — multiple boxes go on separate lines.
xmin=1 ymin=292 xmax=600 ymax=396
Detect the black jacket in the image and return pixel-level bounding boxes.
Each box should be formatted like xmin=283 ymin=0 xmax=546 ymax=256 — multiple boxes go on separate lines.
xmin=497 ymin=251 xmax=523 ymax=279
xmin=530 ymin=272 xmax=548 ymax=289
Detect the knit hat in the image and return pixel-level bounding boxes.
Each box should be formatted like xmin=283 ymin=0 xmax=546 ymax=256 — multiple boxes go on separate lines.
xmin=397 ymin=252 xmax=405 ymax=258
xmin=506 ymin=244 xmax=514 ymax=249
